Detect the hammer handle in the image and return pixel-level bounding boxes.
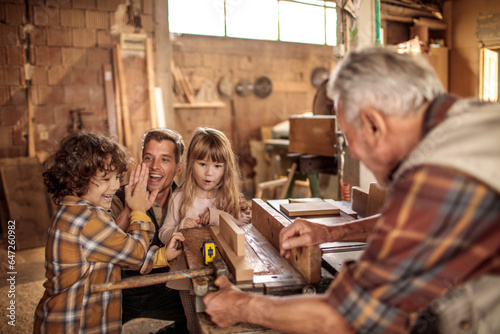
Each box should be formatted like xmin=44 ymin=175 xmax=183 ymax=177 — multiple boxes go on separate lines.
xmin=91 ymin=266 xmax=214 ymax=293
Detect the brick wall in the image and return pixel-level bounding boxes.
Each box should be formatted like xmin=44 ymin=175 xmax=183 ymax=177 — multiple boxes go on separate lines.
xmin=0 ymin=0 xmax=335 ymax=185
xmin=0 ymin=0 xmax=155 ymax=158
xmin=170 ymin=35 xmax=335 ymax=184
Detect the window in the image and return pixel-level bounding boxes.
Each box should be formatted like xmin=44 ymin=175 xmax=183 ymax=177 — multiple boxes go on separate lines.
xmin=168 ymin=0 xmax=337 ymax=46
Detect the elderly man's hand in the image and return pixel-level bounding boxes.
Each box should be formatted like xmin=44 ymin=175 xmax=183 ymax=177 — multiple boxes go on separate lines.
xmin=203 ymin=276 xmax=252 ymax=327
xmin=279 ymin=218 xmax=331 ymax=259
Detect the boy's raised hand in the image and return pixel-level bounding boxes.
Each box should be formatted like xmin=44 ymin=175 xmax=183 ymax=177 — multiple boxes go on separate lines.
xmin=165 ymin=232 xmax=185 ymax=261
xmin=125 ymin=163 xmax=158 ymax=213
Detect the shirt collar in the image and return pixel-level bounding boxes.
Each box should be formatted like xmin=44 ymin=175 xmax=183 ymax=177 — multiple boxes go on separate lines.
xmin=422 ymin=94 xmax=459 ymax=137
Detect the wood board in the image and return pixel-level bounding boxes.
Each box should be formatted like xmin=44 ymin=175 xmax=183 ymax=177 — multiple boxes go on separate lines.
xmin=288 ymin=115 xmax=337 ymax=157
xmin=219 ymin=213 xmax=245 ymax=256
xmin=103 ymin=64 xmax=117 ymax=138
xmin=266 ymin=199 xmax=366 ymax=254
xmin=252 ymin=198 xmax=321 ymax=283
xmin=0 ymin=157 xmax=51 ymax=250
xmin=324 ymin=199 xmax=357 ymax=218
xmin=366 ymin=182 xmax=388 ymax=217
xmin=210 ymin=225 xmax=254 ymax=282
xmin=279 ymin=201 xmax=340 ymax=217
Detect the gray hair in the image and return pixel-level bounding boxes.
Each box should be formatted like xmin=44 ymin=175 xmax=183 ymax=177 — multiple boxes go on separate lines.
xmin=327 ymin=46 xmax=445 ymax=126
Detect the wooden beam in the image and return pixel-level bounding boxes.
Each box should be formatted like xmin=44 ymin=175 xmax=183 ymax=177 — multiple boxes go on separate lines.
xmin=146 ymin=37 xmax=158 ymax=128
xmin=252 ymin=199 xmax=321 ymax=283
xmin=112 ymin=47 xmax=124 ymax=144
xmin=103 ymin=64 xmax=117 ymax=138
xmin=27 ymin=85 xmax=35 ymax=157
xmin=114 ymin=43 xmax=132 ymax=150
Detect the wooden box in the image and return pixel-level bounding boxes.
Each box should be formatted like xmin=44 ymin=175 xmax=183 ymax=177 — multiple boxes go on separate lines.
xmin=288 ymin=115 xmax=336 ymax=157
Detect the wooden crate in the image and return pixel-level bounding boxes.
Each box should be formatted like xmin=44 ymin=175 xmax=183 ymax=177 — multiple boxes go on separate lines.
xmin=288 ymin=115 xmax=337 ymax=157
xmin=0 ymin=157 xmax=51 ymax=250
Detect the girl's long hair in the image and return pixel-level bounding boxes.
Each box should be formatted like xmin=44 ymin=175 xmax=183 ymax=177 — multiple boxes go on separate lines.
xmin=180 ymin=127 xmax=241 ymax=219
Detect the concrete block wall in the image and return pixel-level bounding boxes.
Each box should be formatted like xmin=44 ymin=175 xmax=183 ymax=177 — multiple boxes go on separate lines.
xmin=0 ymin=0 xmax=154 ymax=159
xmin=171 ymin=35 xmax=335 ymax=185
xmin=0 ymin=0 xmax=335 ymax=191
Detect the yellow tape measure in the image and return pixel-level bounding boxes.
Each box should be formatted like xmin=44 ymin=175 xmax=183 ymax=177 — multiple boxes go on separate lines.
xmin=202 ymin=240 xmax=216 ymax=266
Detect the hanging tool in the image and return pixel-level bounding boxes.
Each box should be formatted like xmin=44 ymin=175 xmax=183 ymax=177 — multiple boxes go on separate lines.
xmin=254 ymin=76 xmax=272 ymax=98
xmin=336 ymin=131 xmax=351 ymax=201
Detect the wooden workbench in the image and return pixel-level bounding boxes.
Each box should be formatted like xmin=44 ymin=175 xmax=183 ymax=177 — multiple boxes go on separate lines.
xmin=181 ymin=224 xmax=332 ymax=333
xmin=181 ymin=198 xmax=365 ymax=333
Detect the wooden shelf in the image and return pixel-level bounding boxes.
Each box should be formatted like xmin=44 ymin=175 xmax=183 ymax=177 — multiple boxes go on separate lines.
xmin=173 ymin=102 xmax=225 ymax=109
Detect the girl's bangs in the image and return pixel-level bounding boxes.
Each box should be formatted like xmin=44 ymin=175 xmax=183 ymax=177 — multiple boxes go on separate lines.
xmin=194 ymin=142 xmax=226 ymax=163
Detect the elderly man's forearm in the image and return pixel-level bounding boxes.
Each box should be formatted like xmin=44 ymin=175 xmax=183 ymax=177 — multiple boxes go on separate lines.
xmin=330 ymin=214 xmax=379 ymax=242
xmin=242 ymin=294 xmax=355 ymax=334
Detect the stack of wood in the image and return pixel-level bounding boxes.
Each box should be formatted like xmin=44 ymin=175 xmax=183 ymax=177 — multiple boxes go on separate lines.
xmin=103 ymin=35 xmax=161 ymax=161
xmin=170 ymin=60 xmax=195 ymax=104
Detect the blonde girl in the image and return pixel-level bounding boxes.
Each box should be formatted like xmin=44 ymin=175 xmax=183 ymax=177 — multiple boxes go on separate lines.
xmin=159 ymin=127 xmax=250 ymax=244
xmin=158 ymin=127 xmax=250 ymax=333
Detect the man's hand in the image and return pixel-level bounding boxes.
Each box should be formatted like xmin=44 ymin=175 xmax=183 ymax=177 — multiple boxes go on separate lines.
xmin=165 ymin=232 xmax=185 ymax=261
xmin=203 ymin=276 xmax=252 ymax=327
xmin=279 ymin=218 xmax=330 ymax=259
xmin=125 ymin=163 xmax=158 ymax=212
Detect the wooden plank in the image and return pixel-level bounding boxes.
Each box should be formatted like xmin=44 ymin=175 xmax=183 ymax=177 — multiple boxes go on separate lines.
xmin=170 ymin=60 xmax=195 ymax=103
xmin=351 ymin=186 xmax=368 ymax=218
xmin=252 ymin=198 xmax=321 ymax=283
xmin=0 ymin=157 xmax=51 ymax=250
xmin=103 ymin=64 xmax=117 ymax=138
xmin=210 ymin=226 xmax=254 ymax=282
xmin=219 ymin=213 xmax=245 ymax=256
xmin=145 ymin=36 xmax=158 ymax=128
xmin=289 ymin=115 xmax=336 ymax=157
xmin=280 ymin=201 xmax=340 ymax=217
xmin=366 ymin=182 xmax=387 ymax=217
xmin=27 ymin=85 xmax=35 ymax=157
xmin=115 ymin=43 xmax=132 ymax=150
xmin=112 ymin=47 xmax=124 ymax=144
xmin=290 ymin=198 xmax=356 ymax=218
xmin=240 ymin=224 xmax=302 ymax=277
xmin=324 ymin=199 xmax=357 ymax=218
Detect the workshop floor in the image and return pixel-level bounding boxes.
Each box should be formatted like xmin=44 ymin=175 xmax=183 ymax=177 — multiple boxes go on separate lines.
xmin=0 ymin=241 xmax=172 ymax=334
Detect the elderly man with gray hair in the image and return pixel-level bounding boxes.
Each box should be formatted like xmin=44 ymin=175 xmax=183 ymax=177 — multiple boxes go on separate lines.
xmin=203 ymin=46 xmax=500 ymax=334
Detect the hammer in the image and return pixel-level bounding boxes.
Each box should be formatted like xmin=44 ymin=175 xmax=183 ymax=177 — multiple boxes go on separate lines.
xmin=91 ymin=257 xmax=229 ymax=294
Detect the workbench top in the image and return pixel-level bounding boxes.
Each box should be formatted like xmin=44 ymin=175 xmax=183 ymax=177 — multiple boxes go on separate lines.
xmin=181 ymin=198 xmax=365 ymax=332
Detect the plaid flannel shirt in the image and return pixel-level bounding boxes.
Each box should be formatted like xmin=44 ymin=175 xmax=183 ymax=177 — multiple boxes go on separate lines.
xmin=327 ymin=167 xmax=500 ymax=333
xmin=327 ymin=97 xmax=500 ymax=333
xmin=34 ymin=196 xmax=170 ymax=334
